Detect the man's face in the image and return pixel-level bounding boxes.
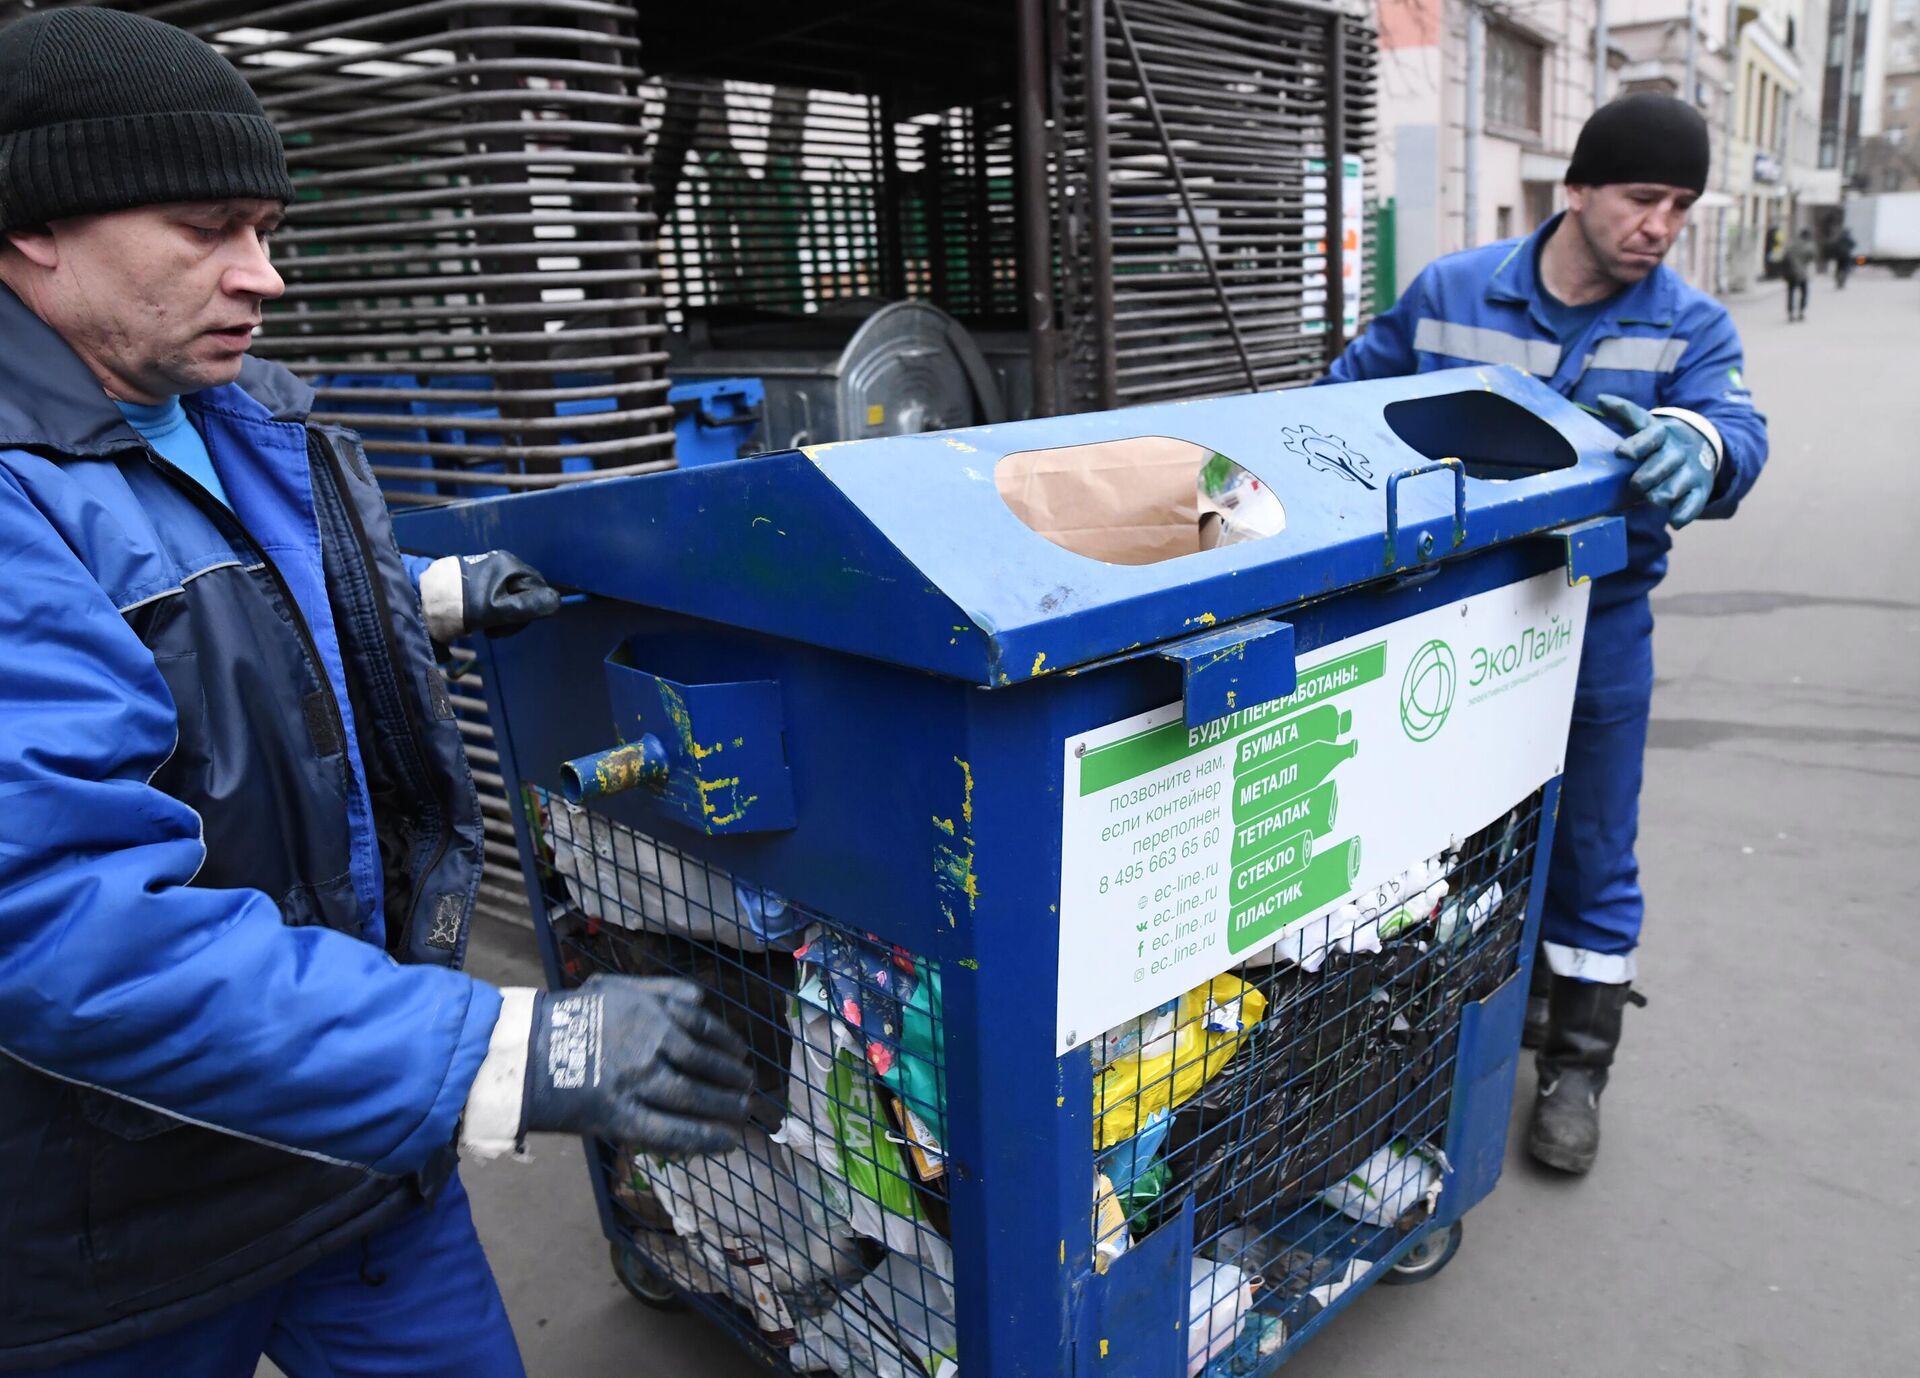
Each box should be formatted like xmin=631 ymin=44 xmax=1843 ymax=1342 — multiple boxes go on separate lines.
xmin=1565 ymin=182 xmax=1698 ymax=286
xmin=6 ymin=200 xmax=285 ymax=402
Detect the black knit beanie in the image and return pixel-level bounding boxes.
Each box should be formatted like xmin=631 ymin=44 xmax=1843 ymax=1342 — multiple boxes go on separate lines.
xmin=0 ymin=8 xmax=294 ymax=234
xmin=1564 ymin=93 xmax=1710 ymax=194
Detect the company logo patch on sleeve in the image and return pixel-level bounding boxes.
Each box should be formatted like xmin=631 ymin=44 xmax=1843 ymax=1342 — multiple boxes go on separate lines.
xmin=426 ymin=892 xmax=464 ymax=950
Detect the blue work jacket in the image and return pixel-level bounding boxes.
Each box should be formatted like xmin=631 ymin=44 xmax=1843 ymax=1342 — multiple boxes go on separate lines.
xmin=0 ymin=286 xmax=497 ymax=1366
xmin=1326 ymin=214 xmax=1768 ymax=608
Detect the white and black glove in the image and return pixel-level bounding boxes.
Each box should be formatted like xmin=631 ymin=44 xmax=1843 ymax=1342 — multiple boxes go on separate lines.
xmin=419 ymin=550 xmax=560 ymax=643
xmin=461 ymin=978 xmax=752 ymax=1160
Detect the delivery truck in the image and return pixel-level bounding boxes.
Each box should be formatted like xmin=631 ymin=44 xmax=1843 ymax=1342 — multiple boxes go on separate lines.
xmin=1845 ymin=192 xmax=1920 ymax=277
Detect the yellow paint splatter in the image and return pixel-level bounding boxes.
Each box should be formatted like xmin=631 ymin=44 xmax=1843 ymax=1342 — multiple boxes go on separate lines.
xmin=1100 ymin=1340 xmax=1110 ymax=1359
xmin=957 ymin=957 xmax=979 ymax=969
xmin=955 ymin=758 xmax=974 ymax=825
xmin=942 ymin=436 xmax=979 ymax=454
xmin=696 ymin=775 xmax=757 ymax=825
xmin=1186 ymin=611 xmax=1218 ymax=627
xmin=932 ymin=815 xmax=955 ymax=835
xmin=656 ymin=681 xmax=724 ymax=761
xmin=1031 ymin=651 xmax=1048 ymax=676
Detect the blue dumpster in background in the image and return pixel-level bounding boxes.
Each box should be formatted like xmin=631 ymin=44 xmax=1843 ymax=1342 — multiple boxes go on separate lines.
xmin=395 ymin=366 xmax=1633 ymax=1378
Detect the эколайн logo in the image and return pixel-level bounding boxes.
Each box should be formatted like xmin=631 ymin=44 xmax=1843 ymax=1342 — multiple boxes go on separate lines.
xmin=1399 ymin=639 xmax=1456 ymax=742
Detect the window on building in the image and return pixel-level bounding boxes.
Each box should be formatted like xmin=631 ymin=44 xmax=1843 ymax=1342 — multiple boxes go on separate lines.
xmin=1821 ymin=136 xmax=1838 ymax=167
xmin=1524 ymin=181 xmax=1557 ymax=228
xmin=1788 ymin=17 xmax=1797 ymax=49
xmin=1894 ymin=86 xmax=1911 ymax=111
xmin=1829 ymin=32 xmax=1844 ymax=65
xmin=1486 ymin=26 xmax=1544 ymax=135
xmin=1495 ymin=206 xmax=1514 ymax=239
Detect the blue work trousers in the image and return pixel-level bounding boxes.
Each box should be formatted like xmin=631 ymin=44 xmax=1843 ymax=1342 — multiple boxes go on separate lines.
xmin=37 ymin=1173 xmax=525 ymax=1378
xmin=1541 ymin=595 xmax=1654 ymax=985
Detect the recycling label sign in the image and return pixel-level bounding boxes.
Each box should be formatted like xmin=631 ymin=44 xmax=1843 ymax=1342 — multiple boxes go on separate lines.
xmin=1054 ymin=570 xmax=1590 ymax=1055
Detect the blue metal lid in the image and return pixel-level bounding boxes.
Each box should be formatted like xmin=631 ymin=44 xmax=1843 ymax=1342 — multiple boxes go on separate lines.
xmin=394 ymin=365 xmax=1636 ymax=686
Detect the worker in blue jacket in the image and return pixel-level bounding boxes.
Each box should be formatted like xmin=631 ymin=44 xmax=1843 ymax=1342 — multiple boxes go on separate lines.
xmin=1324 ymin=95 xmax=1768 ymax=1174
xmin=0 ymin=11 xmax=753 ymax=1373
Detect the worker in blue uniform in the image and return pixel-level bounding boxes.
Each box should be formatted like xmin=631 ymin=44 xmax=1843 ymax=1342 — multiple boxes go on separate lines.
xmin=0 ymin=11 xmax=753 ymax=1373
xmin=1323 ymin=95 xmax=1768 ymax=1174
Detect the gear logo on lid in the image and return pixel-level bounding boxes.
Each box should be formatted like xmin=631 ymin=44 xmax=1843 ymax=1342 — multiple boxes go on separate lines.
xmin=1281 ymin=424 xmax=1377 ymax=490
xmin=1399 ymin=638 xmax=1456 ymax=742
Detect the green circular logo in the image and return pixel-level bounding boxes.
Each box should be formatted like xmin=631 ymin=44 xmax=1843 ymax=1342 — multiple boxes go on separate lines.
xmin=1400 ymin=639 xmax=1457 ymax=742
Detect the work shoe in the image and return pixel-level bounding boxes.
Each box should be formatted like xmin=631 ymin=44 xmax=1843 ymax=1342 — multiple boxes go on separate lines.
xmin=1527 ymin=976 xmax=1644 ymax=1175
xmin=1521 ymin=947 xmax=1552 ymax=1050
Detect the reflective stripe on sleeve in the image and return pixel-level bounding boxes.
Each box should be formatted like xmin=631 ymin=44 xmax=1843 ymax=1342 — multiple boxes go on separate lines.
xmin=1589 ymin=336 xmax=1690 ymax=373
xmin=1412 ymin=318 xmax=1562 ymax=374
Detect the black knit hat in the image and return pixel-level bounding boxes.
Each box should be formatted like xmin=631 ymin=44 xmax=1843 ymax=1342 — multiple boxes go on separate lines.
xmin=1565 ymin=93 xmax=1710 ymax=194
xmin=0 ymin=8 xmax=294 ymax=234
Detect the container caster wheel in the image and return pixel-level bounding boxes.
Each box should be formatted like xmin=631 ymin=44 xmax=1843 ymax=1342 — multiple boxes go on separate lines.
xmin=1379 ymin=1220 xmax=1462 ymax=1285
xmin=610 ymin=1241 xmax=685 ymax=1311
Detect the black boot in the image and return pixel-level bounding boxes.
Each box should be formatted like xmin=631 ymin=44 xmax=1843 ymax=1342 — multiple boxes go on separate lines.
xmin=1521 ymin=947 xmax=1551 ymax=1050
xmin=1527 ymin=977 xmax=1644 ymax=1174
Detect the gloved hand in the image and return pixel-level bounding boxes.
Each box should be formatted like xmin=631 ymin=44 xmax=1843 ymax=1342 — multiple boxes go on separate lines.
xmin=519 ymin=975 xmax=753 ymax=1157
xmin=1595 ymin=394 xmax=1718 ymax=529
xmin=419 ymin=550 xmax=560 ymax=642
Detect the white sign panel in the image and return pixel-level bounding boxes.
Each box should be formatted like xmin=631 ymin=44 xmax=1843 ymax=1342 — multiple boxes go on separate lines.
xmin=1055 ymin=571 xmax=1590 ymax=1055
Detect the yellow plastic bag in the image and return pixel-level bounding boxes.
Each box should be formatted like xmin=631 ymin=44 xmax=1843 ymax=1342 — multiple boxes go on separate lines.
xmin=1093 ymin=975 xmax=1267 ymax=1150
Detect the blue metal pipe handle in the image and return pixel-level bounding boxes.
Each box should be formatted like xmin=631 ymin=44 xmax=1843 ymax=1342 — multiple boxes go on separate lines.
xmin=559 ymin=735 xmax=669 ymax=803
xmin=1383 ymin=458 xmax=1467 ymax=567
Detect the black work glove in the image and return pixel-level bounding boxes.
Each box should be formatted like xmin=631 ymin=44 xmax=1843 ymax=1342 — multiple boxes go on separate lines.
xmin=420 ymin=550 xmax=560 ymax=641
xmin=519 ymin=975 xmax=753 ymax=1157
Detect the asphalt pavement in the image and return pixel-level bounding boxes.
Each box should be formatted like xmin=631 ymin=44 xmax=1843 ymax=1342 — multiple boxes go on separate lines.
xmin=271 ymin=266 xmax=1919 ymax=1378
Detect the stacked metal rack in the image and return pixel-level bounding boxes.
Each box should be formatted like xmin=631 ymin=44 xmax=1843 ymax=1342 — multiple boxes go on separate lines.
xmin=121 ymin=0 xmax=670 ymax=500
xmin=113 ymin=0 xmax=1379 ymax=485
xmin=1054 ymin=0 xmax=1380 ymax=409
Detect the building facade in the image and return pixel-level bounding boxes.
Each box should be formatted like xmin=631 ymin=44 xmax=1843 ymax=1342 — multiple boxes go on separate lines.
xmin=1374 ymin=0 xmax=1605 ymax=293
xmin=1373 ymin=0 xmax=1833 ymax=295
xmin=1609 ymin=1 xmax=1736 ymax=289
xmin=1857 ymin=0 xmax=1920 ymax=188
xmin=1820 ymin=0 xmax=1899 ymax=186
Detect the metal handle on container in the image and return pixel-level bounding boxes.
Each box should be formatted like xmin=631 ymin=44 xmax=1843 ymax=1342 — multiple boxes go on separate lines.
xmin=560 ymin=735 xmax=668 ymax=803
xmin=1383 ymin=458 xmax=1467 ymax=568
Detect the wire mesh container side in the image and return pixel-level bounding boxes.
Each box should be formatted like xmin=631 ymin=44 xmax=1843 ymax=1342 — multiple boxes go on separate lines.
xmin=1088 ymin=793 xmax=1543 ymax=1374
xmin=532 ymin=787 xmax=957 ymax=1378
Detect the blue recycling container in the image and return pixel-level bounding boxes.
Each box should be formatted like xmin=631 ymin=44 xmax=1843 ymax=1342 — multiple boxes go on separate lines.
xmin=395 ymin=365 xmax=1633 ymax=1378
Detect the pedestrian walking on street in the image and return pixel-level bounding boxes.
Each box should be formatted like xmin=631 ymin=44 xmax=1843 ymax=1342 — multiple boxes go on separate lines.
xmin=0 ymin=10 xmax=754 ymax=1374
xmin=1832 ymin=226 xmax=1858 ymax=289
xmin=1785 ymin=228 xmax=1817 ymax=320
xmin=1318 ymin=93 xmax=1769 ymax=1176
